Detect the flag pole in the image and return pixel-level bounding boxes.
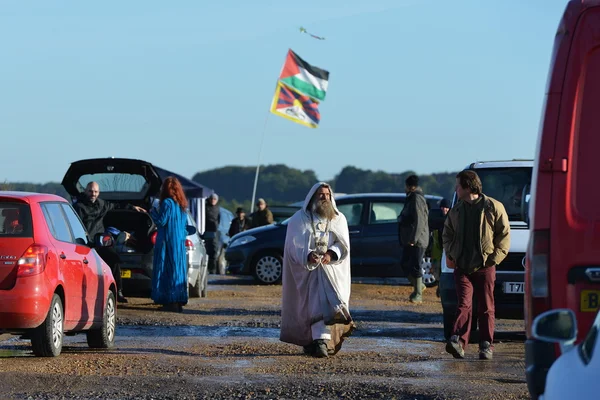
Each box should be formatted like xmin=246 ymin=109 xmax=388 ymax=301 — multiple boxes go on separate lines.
xmin=250 ymin=113 xmax=271 ymax=214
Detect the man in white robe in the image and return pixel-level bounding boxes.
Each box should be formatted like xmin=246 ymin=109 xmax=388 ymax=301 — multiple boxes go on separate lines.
xmin=280 ymin=182 xmax=355 ymax=358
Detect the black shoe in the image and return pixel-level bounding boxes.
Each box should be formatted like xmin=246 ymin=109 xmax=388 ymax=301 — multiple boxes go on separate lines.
xmin=303 ymin=343 xmax=316 ymax=355
xmin=313 ymin=340 xmax=328 ymax=358
xmin=479 ymin=341 xmax=493 ymax=360
xmin=117 ymin=291 xmax=128 ymax=303
xmin=445 ymin=335 xmax=465 ymax=359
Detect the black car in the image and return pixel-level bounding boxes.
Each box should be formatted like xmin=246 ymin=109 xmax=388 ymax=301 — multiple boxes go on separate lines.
xmin=226 ymin=193 xmax=442 ymax=284
xmin=61 ymin=157 xmax=212 ymax=297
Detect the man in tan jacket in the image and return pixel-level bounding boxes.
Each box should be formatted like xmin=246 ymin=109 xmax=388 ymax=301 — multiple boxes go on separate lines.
xmin=442 ymin=170 xmax=510 ymax=361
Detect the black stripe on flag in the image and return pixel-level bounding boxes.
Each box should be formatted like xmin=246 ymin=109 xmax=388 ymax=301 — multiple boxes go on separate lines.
xmin=291 ymin=50 xmax=329 ymax=81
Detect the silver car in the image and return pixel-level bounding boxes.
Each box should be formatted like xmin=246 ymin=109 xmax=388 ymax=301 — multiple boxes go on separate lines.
xmin=185 ymin=211 xmax=209 ymax=298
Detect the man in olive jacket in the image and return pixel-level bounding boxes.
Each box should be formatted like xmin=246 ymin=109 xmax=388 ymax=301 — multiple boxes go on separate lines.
xmin=443 ymin=170 xmax=510 ymax=361
xmin=397 ymin=175 xmax=429 ymax=304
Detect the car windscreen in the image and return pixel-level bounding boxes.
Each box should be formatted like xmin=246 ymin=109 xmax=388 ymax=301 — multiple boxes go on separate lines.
xmin=77 ymin=173 xmax=149 ymax=200
xmin=0 ymin=202 xmax=33 ymax=237
xmin=470 ymin=167 xmax=532 ymax=222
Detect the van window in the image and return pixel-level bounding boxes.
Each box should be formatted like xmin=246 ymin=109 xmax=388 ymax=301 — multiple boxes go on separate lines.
xmin=471 ymin=167 xmax=532 ymax=222
xmin=369 ymin=202 xmax=404 ymax=224
xmin=572 ymin=47 xmax=600 ymax=219
xmin=0 ymin=202 xmax=32 ymax=237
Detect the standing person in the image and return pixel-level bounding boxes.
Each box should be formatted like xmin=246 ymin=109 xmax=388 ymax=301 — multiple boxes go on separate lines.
xmin=430 ymin=198 xmax=451 ymax=298
xmin=443 ymin=170 xmax=510 ymax=360
xmin=228 ymin=207 xmax=250 ymax=237
xmin=250 ymin=198 xmax=274 ymax=228
xmin=280 ymin=183 xmax=355 ymax=358
xmin=397 ymin=175 xmax=430 ymax=304
xmin=150 ymin=177 xmax=190 ymax=313
xmin=204 ymin=193 xmax=221 ymax=274
xmin=74 ymin=181 xmax=145 ymax=303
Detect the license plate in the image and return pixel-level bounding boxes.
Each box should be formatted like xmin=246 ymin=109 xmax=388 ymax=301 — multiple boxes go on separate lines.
xmin=503 ymin=282 xmax=524 ymax=294
xmin=121 ymin=270 xmax=132 ymax=279
xmin=580 ymin=290 xmax=600 ymax=312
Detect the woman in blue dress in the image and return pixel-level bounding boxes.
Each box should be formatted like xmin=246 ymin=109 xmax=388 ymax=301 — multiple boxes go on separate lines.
xmin=150 ymin=177 xmax=190 ymax=313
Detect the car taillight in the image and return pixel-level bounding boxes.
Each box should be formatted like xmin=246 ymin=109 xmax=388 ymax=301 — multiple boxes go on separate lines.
xmin=151 ymin=231 xmax=157 ymax=245
xmin=185 ymin=239 xmax=194 ymax=249
xmin=530 ymin=229 xmax=550 ymax=298
xmin=17 ymin=245 xmax=48 ymax=277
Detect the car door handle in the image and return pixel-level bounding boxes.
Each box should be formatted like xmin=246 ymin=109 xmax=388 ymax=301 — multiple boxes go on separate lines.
xmin=83 ymin=258 xmax=89 ymax=265
xmin=60 ymin=253 xmax=67 ymax=260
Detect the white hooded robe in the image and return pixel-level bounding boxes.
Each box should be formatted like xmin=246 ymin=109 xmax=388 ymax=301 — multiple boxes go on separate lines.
xmin=279 ymin=183 xmax=355 ymax=354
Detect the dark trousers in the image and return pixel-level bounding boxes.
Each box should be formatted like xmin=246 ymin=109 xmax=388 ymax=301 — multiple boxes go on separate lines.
xmin=452 ymin=266 xmax=496 ymax=345
xmin=204 ymin=237 xmax=220 ymax=274
xmin=96 ymin=246 xmax=122 ymax=291
xmin=400 ymin=245 xmax=425 ymax=278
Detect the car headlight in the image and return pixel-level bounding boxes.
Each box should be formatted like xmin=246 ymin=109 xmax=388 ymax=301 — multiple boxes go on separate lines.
xmin=229 ymin=235 xmax=256 ymax=248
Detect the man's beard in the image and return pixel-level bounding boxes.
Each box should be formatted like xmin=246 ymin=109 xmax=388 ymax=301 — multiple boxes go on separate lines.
xmin=312 ymin=199 xmax=336 ymax=220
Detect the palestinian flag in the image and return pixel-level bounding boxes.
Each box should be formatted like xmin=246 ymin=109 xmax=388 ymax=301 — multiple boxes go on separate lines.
xmin=270 ymin=82 xmax=320 ymax=128
xmin=278 ymin=49 xmax=329 ymax=101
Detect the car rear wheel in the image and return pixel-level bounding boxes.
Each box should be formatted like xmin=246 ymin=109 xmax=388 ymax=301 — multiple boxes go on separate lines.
xmin=201 ymin=272 xmax=208 ymax=298
xmin=87 ymin=291 xmax=116 ymax=349
xmin=31 ymin=293 xmax=63 ymax=357
xmin=421 ymin=257 xmax=438 ymax=288
xmin=189 ymin=267 xmax=202 ymax=298
xmin=253 ymin=253 xmax=283 ymax=285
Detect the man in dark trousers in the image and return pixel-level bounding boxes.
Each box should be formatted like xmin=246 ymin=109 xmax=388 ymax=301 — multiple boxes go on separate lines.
xmin=397 ymin=175 xmax=430 ymax=304
xmin=443 ymin=170 xmax=510 ymax=361
xmin=228 ymin=207 xmax=250 ymax=237
xmin=74 ymin=181 xmax=145 ymax=303
xmin=204 ymin=193 xmax=221 ymax=274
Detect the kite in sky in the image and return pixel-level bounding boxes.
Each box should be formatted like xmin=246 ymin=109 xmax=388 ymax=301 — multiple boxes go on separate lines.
xmin=299 ymin=27 xmax=325 ymax=40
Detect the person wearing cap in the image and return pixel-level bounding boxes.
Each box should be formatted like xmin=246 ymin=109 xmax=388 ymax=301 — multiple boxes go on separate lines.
xmin=430 ymin=198 xmax=451 ymax=298
xmin=250 ymin=198 xmax=273 ymax=228
xmin=204 ymin=193 xmax=221 ymax=274
xmin=397 ymin=174 xmax=430 ymax=304
xmin=228 ymin=207 xmax=250 ymax=237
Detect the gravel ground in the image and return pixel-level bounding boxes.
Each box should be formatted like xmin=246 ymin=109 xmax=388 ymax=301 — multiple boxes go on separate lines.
xmin=0 ymin=276 xmax=529 ymax=400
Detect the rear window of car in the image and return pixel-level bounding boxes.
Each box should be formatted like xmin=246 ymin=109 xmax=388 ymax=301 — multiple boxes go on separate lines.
xmin=0 ymin=202 xmax=33 ymax=237
xmin=77 ymin=173 xmax=147 ymax=193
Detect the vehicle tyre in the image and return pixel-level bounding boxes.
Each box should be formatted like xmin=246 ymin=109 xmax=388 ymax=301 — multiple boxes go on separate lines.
xmin=201 ymin=271 xmax=208 ymax=298
xmin=87 ymin=291 xmax=117 ymax=349
xmin=31 ymin=293 xmax=64 ymax=357
xmin=189 ymin=268 xmax=202 ymax=298
xmin=252 ymin=252 xmax=283 ymax=285
xmin=421 ymin=257 xmax=438 ymax=288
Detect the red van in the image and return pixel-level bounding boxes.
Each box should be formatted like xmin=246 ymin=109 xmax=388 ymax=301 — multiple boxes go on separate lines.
xmin=525 ymin=1 xmax=600 ymax=398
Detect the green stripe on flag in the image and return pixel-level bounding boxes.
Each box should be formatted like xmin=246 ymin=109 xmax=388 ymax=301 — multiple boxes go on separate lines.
xmin=281 ymin=76 xmax=327 ymax=101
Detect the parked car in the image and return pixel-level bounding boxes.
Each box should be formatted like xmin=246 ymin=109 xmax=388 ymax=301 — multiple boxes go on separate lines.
xmin=267 ymin=205 xmax=301 ymax=224
xmin=525 ymin=2 xmax=600 ymax=398
xmin=226 ymin=193 xmax=441 ymax=284
xmin=531 ymin=308 xmax=599 ymax=400
xmin=0 ymin=192 xmax=117 ymax=357
xmin=62 ymin=158 xmax=209 ymax=298
xmin=440 ymin=160 xmax=532 ymax=339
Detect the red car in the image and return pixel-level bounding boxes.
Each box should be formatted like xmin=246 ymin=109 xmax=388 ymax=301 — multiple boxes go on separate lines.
xmin=0 ymin=192 xmax=117 ymax=357
xmin=525 ymin=1 xmax=600 ymax=398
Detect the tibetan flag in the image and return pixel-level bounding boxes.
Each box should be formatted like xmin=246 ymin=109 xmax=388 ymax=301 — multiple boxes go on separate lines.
xmin=278 ymin=49 xmax=329 ymax=101
xmin=270 ymin=82 xmax=320 ymax=128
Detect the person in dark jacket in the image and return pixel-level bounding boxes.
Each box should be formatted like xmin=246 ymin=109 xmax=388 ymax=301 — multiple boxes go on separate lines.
xmin=250 ymin=198 xmax=274 ymax=228
xmin=73 ymin=181 xmax=145 ymax=303
xmin=397 ymin=175 xmax=430 ymax=304
xmin=229 ymin=207 xmax=250 ymax=237
xmin=204 ymin=193 xmax=221 ymax=274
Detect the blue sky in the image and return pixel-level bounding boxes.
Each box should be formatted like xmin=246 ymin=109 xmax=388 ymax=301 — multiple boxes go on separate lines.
xmin=0 ymin=0 xmax=568 ymax=184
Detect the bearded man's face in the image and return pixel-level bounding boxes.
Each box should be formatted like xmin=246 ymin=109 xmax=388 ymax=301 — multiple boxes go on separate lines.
xmin=312 ymin=186 xmax=336 ymax=220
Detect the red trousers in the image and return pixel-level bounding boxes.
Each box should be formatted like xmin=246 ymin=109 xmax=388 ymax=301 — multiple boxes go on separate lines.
xmin=452 ymin=266 xmax=496 ymax=345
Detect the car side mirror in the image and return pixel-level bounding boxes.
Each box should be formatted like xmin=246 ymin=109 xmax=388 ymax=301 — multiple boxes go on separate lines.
xmin=186 ymin=225 xmax=197 ymax=235
xmin=94 ymin=233 xmax=114 ymax=248
xmin=532 ymin=309 xmax=578 ymax=353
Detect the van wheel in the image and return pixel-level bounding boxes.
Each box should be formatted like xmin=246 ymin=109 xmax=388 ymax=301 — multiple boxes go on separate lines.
xmin=252 ymin=252 xmax=283 ymax=285
xmin=87 ymin=291 xmax=116 ymax=349
xmin=31 ymin=294 xmax=64 ymax=357
xmin=421 ymin=257 xmax=439 ymax=288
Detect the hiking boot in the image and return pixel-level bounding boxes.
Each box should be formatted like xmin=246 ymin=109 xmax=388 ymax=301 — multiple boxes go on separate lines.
xmin=479 ymin=341 xmax=493 ymax=360
xmin=407 ymin=275 xmax=417 ymax=300
xmin=313 ymin=340 xmax=328 ymax=358
xmin=117 ymin=291 xmax=128 ymax=303
xmin=409 ymin=277 xmax=424 ymax=304
xmin=303 ymin=343 xmax=315 ymax=356
xmin=445 ymin=335 xmax=465 ymax=359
